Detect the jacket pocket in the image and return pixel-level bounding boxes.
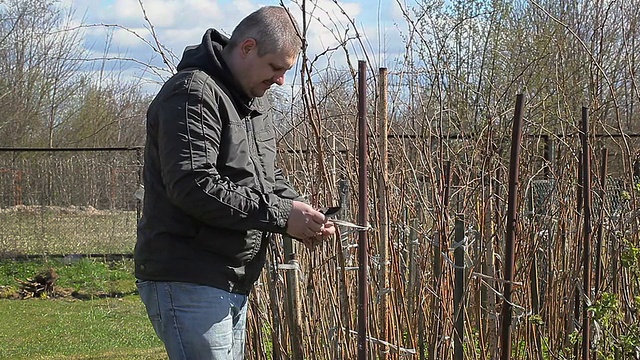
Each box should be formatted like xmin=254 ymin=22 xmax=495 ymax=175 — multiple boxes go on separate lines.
xmin=193 ymin=225 xmax=262 ymax=264
xmin=255 ymin=128 xmax=276 ymax=155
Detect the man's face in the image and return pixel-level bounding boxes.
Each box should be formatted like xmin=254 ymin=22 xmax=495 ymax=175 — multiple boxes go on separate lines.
xmin=237 ymin=39 xmax=297 ymax=98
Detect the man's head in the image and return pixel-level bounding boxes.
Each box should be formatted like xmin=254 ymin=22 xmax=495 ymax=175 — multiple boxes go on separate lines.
xmin=223 ymin=6 xmax=302 ymax=98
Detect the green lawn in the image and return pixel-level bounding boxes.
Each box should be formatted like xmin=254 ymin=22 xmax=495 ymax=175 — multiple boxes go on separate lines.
xmin=0 ymin=296 xmax=165 ymax=359
xmin=0 ymin=258 xmax=166 ymax=359
xmin=0 ymin=258 xmax=137 ymax=296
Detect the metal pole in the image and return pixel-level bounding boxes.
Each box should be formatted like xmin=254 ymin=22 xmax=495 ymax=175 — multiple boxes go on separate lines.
xmin=357 ymin=60 xmax=369 ymax=360
xmin=500 ymin=93 xmax=524 ymax=360
xmin=580 ymin=107 xmax=592 ymax=360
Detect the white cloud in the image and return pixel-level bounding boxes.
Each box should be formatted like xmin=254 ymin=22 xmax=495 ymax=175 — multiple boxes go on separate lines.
xmin=389 ymin=0 xmax=406 ymax=20
xmin=110 ymin=26 xmax=148 ymax=48
xmin=65 ymin=0 xmax=410 ymax=93
xmin=115 ymin=0 xmax=223 ymax=28
xmin=71 ymin=0 xmax=224 ymax=29
xmin=160 ymin=27 xmax=207 ymax=51
xmin=111 ymin=0 xmax=141 ymax=21
xmin=292 ymin=1 xmax=362 ymax=51
xmin=77 ymin=0 xmax=367 ymax=57
xmin=231 ymin=0 xmax=263 ymax=15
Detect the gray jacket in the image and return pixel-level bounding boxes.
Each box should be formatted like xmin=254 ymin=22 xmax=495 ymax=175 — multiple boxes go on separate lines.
xmin=135 ymin=29 xmax=298 ymax=294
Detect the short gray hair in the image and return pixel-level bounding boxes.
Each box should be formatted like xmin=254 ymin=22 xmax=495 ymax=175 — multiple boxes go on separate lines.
xmin=228 ymin=6 xmax=302 ymax=57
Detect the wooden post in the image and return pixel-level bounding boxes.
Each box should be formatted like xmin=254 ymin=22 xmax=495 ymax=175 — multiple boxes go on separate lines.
xmin=330 ymin=135 xmax=337 ymax=191
xmin=453 ymin=215 xmax=465 ymax=360
xmin=580 ymin=107 xmax=592 ymax=360
xmin=485 ymin=170 xmax=498 ymax=360
xmin=530 ymin=241 xmax=543 ymax=360
xmin=500 ymin=94 xmax=524 ymax=360
xmin=337 ymin=178 xmax=352 ymax=358
xmin=356 ymin=59 xmax=369 ymax=360
xmin=571 ymin=155 xmax=584 ymax=355
xmin=266 ymin=241 xmax=283 ymax=360
xmin=594 ymin=148 xmax=608 ymax=296
xmin=283 ymin=236 xmax=303 ymax=359
xmin=377 ymin=67 xmax=390 ymax=360
xmin=429 ymin=161 xmax=451 ymax=360
xmin=408 ymin=218 xmax=418 ymax=319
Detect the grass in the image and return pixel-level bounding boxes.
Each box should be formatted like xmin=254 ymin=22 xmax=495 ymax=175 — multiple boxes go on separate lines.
xmin=0 ymin=258 xmax=137 ymax=296
xmin=0 ymin=206 xmax=137 ymax=255
xmin=0 ymin=297 xmax=165 ymax=359
xmin=0 ymin=258 xmax=165 ymax=359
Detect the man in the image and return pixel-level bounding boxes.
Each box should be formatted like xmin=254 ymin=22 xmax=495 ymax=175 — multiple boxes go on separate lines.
xmin=135 ymin=6 xmax=335 ymax=359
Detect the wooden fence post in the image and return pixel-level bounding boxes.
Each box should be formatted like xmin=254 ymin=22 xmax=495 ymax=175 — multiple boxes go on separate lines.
xmin=283 ymin=236 xmax=303 ymax=359
xmin=377 ymin=66 xmax=390 ymax=360
xmin=454 ymin=214 xmax=465 ymax=360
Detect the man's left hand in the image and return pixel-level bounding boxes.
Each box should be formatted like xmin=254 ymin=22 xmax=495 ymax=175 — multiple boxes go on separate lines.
xmin=301 ymin=221 xmax=336 ymax=249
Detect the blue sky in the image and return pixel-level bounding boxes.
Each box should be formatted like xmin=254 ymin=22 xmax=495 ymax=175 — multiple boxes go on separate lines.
xmin=61 ymin=0 xmax=408 ymax=92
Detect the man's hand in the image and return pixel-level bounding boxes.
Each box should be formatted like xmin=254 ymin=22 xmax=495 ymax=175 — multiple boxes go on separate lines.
xmin=286 ymin=201 xmax=327 ymax=240
xmin=300 ymin=221 xmax=336 ymax=249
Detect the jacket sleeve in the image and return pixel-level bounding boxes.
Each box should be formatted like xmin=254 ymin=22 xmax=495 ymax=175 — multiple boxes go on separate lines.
xmin=155 ymin=75 xmax=292 ymax=233
xmin=273 ymin=168 xmax=303 ymax=201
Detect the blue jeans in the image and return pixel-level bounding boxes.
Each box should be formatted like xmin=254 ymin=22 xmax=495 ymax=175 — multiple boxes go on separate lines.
xmin=136 ymin=280 xmax=248 ymax=360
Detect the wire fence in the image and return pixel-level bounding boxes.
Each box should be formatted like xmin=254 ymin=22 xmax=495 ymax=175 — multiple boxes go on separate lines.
xmin=0 ymin=148 xmax=142 ymax=257
xmin=253 ymin=124 xmax=640 ymax=359
xmin=1 ymin=129 xmax=639 ymax=359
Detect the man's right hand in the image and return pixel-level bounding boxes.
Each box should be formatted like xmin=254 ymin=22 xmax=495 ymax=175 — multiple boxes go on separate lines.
xmin=286 ymin=201 xmax=326 ymax=240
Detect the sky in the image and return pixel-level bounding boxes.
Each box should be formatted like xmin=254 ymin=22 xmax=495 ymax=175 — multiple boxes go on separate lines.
xmin=60 ymin=0 xmax=409 ymax=93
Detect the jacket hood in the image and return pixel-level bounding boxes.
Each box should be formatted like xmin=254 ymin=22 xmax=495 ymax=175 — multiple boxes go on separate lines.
xmin=177 ymin=29 xmax=256 ymax=112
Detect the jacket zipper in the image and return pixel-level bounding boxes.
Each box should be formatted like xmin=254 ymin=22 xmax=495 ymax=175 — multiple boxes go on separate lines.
xmin=245 ymin=115 xmax=266 ymax=261
xmin=245 ymin=116 xmax=267 ymax=193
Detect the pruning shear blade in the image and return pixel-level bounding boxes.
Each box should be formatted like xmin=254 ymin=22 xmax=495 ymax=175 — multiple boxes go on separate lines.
xmin=331 ymin=219 xmax=370 ymax=231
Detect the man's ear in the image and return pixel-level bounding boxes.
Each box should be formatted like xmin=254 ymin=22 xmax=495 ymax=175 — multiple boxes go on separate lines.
xmin=239 ymin=38 xmax=257 ymax=58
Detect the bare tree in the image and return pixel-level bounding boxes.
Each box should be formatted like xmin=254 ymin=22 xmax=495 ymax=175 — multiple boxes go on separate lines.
xmin=0 ymin=0 xmax=87 ymax=146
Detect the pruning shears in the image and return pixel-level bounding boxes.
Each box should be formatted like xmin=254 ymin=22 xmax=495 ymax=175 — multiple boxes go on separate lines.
xmin=319 ymin=206 xmax=370 ymax=231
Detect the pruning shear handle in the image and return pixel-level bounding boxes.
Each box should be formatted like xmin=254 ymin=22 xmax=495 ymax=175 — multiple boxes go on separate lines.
xmin=319 ymin=206 xmax=341 ymax=217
